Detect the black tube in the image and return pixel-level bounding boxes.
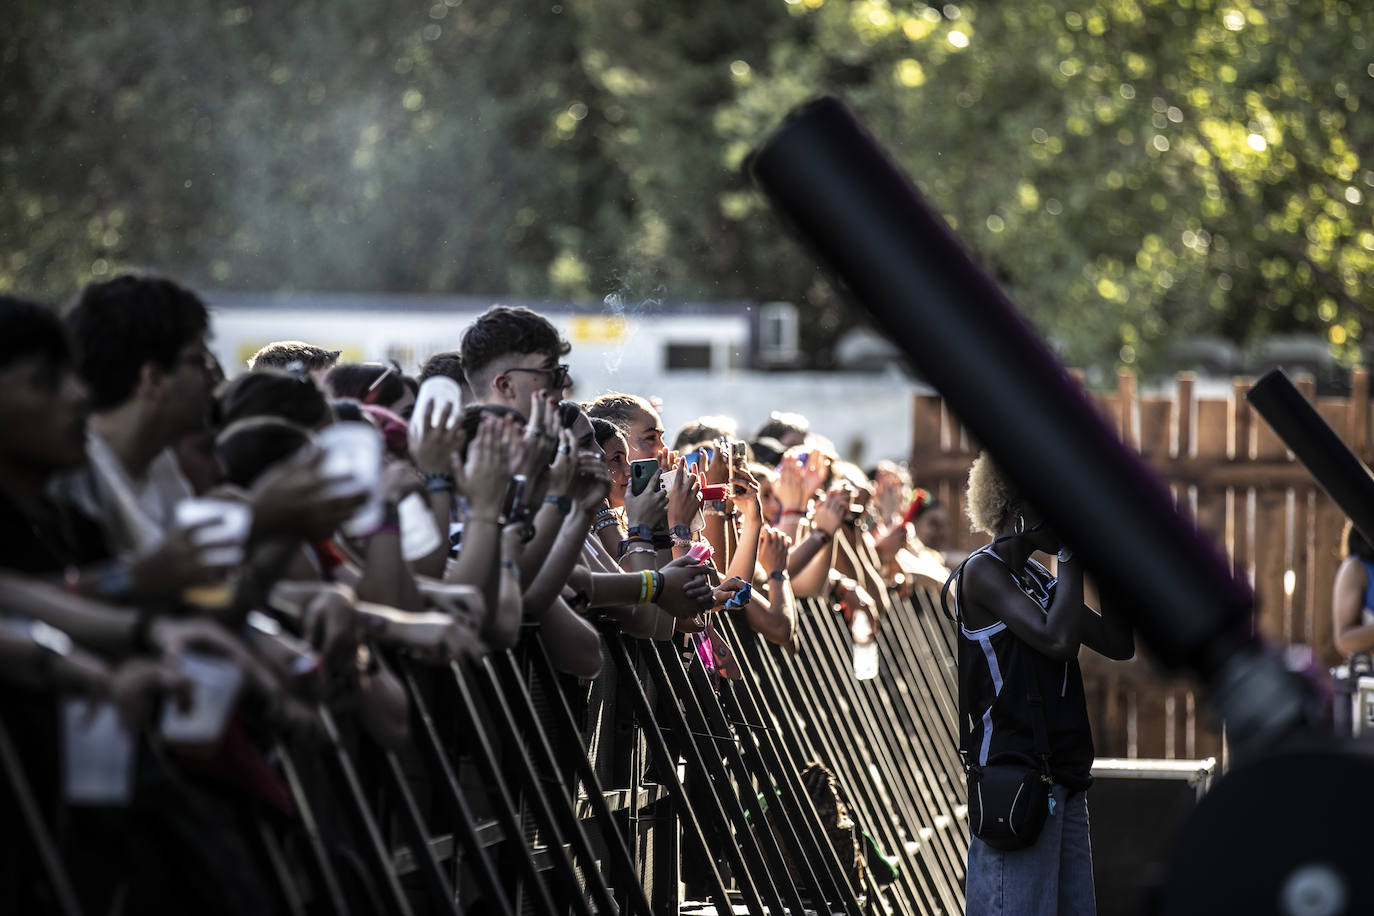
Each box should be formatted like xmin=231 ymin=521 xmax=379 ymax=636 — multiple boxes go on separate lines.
xmin=748 ymin=97 xmax=1252 ymax=675
xmin=1247 ymin=369 xmax=1374 ymax=547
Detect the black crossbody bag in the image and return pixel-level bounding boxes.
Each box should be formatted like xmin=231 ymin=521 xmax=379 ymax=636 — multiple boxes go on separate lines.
xmin=943 ymin=554 xmax=1054 ymax=852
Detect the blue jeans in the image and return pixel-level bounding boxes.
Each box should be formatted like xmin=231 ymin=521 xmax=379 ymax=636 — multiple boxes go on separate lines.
xmin=965 ymin=784 xmax=1095 ymax=915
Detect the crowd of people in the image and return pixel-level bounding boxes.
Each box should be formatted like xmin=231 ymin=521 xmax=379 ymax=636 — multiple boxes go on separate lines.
xmin=0 ymin=275 xmax=951 ymax=913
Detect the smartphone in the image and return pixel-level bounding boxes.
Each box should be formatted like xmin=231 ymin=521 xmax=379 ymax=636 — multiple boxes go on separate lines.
xmin=729 ymin=439 xmax=749 ymax=467
xmin=630 ymin=459 xmax=660 ymax=496
xmin=682 ymin=446 xmax=713 ymax=471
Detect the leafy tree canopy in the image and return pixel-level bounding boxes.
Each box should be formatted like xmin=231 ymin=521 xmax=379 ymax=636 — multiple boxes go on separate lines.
xmin=3 ymin=0 xmax=1371 ymax=378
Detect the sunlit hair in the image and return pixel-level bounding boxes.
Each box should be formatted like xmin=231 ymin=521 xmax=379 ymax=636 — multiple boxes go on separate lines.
xmin=965 ymin=451 xmax=1017 ymax=536
xmin=672 ymin=415 xmax=738 ymax=450
xmin=248 ymin=340 xmax=340 ymax=372
xmin=586 ymin=392 xmax=654 ymax=430
xmin=756 ymin=410 xmax=809 ymax=443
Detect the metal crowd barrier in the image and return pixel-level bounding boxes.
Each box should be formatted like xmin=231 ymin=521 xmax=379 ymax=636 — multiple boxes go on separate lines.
xmin=4 ymin=585 xmax=969 ymax=916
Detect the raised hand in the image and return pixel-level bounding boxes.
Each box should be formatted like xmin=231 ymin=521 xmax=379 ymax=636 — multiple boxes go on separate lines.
xmin=730 ymin=465 xmax=762 ymax=521
xmin=666 ymin=459 xmax=702 ymax=531
xmin=812 ymin=485 xmax=852 ymax=536
xmin=571 ymin=454 xmax=612 ymax=511
xmin=544 ymin=429 xmax=579 ymax=497
xmin=759 ymin=525 xmax=791 ymax=574
xmin=453 ymin=415 xmax=513 ymax=517
xmin=624 ymin=464 xmax=668 ymax=530
xmin=657 ymin=555 xmax=715 ymax=618
xmin=409 ymin=402 xmax=466 ymax=475
xmin=774 ymin=454 xmax=808 ymax=512
xmin=250 ymin=448 xmax=369 ymax=540
xmin=107 ymin=656 xmax=191 ymax=730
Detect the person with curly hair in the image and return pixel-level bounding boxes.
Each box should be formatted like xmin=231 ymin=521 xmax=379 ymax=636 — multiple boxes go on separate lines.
xmin=952 ymin=451 xmax=1133 ymax=916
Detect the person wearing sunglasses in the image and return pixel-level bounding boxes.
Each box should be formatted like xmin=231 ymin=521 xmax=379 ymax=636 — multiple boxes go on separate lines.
xmin=459 ymin=305 xmax=573 ymax=412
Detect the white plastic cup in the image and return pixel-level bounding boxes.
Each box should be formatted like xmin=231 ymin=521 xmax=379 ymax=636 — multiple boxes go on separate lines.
xmin=62 ymin=699 xmax=135 ymax=806
xmin=408 ymin=376 xmax=463 ymax=452
xmin=317 ymin=422 xmax=385 ymax=536
xmin=174 ymin=498 xmax=253 ymax=567
xmin=159 ymin=651 xmax=244 ymax=746
xmin=398 ymin=492 xmax=443 ymax=561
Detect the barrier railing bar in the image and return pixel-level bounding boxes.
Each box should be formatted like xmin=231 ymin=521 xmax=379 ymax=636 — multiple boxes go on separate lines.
xmin=523 ymin=631 xmax=657 ymax=916
xmin=711 ymin=615 xmax=865 ymax=916
xmin=600 ymin=626 xmax=737 ymax=916
xmin=373 ymin=743 xmax=464 ymax=915
xmin=658 ymin=637 xmax=806 ymax=914
xmin=638 ymin=637 xmax=774 ymax=916
xmin=474 ymin=650 xmax=620 ymax=915
xmin=277 ymin=743 xmax=354 ymax=915
xmin=445 ymin=660 xmax=565 ymax=916
xmin=316 ymin=704 xmax=417 ymax=916
xmin=395 ymin=659 xmax=517 ymax=916
xmin=0 ymin=717 xmax=84 ymax=916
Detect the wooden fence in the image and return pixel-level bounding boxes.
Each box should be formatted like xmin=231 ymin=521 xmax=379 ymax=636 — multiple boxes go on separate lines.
xmin=910 ymin=367 xmax=1369 ymax=761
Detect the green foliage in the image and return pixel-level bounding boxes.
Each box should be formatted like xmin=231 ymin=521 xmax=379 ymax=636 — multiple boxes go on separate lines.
xmin=3 ymin=0 xmax=1373 ymax=376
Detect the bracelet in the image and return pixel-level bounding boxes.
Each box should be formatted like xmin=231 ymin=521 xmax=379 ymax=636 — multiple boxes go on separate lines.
xmin=780 ymin=508 xmax=805 ymax=518
xmin=703 ymin=508 xmax=727 ymax=517
xmin=422 ymin=471 xmax=455 ymax=493
xmin=623 ymin=545 xmax=657 ymax=558
xmin=811 ymin=529 xmax=832 ymax=544
xmin=650 ymin=570 xmax=664 ymax=603
xmin=593 ymin=516 xmax=621 ymax=534
xmin=637 ymin=570 xmax=654 ymax=605
xmin=544 ymin=494 xmax=572 ymax=516
xmin=769 ymin=569 xmax=789 ymax=582
xmin=703 ymin=500 xmax=728 ymax=512
xmin=669 ymin=523 xmax=692 ymax=542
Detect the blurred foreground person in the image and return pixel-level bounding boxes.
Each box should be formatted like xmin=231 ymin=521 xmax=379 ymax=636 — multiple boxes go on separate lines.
xmin=949 ymin=452 xmax=1132 ymax=916
xmin=1331 ymin=521 xmax=1374 ymax=664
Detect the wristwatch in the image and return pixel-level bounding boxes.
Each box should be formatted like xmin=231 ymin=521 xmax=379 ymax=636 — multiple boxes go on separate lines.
xmin=768 ymin=569 xmax=789 ymax=582
xmin=544 ymin=494 xmax=572 ymax=516
xmin=669 ymin=523 xmax=692 ymax=542
xmin=626 ymin=524 xmax=656 ymax=541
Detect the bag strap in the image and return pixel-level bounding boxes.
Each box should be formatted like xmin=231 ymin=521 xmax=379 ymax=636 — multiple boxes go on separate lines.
xmin=947 ymin=543 xmax=1054 ymax=780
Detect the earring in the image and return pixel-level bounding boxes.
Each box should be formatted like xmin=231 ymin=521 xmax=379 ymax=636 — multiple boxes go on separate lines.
xmin=1013 ymin=514 xmax=1025 ymax=535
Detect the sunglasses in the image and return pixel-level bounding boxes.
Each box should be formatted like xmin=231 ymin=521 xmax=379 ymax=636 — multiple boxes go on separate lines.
xmin=503 ymin=364 xmax=571 ymax=391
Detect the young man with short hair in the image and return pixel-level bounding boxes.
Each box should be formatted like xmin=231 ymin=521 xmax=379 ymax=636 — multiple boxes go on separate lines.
xmin=459 ymin=305 xmax=573 ymax=409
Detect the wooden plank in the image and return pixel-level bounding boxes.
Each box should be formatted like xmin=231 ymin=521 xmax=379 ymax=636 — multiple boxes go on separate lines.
xmin=1175 ymin=374 xmax=1195 ymax=458
xmin=1138 ymin=398 xmax=1173 ymax=461
xmin=1351 ymin=368 xmax=1370 ymax=460
xmin=1291 ymin=489 xmax=1314 ymax=647
xmin=912 ymin=394 xmax=944 ymax=465
xmin=1193 ymin=400 xmax=1230 ymax=549
xmin=1230 ymin=380 xmax=1254 ymax=588
xmin=1252 ymin=487 xmax=1288 ymax=642
xmin=1117 ymin=370 xmax=1137 ymax=449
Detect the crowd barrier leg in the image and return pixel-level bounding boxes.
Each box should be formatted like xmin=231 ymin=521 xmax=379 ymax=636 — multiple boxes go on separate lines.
xmin=793 ymin=604 xmax=959 ymax=915
xmin=522 ymin=631 xmax=656 ymax=916
xmin=395 ymin=659 xmax=515 ymax=916
xmin=368 ymin=741 xmax=464 ymax=915
xmin=277 ymin=743 xmax=355 ymax=914
xmin=474 ymin=650 xmax=620 ymax=915
xmin=316 ymin=705 xmax=418 ymax=916
xmin=444 ymin=660 xmax=570 ymax=916
xmin=0 ymin=718 xmax=83 ymax=916
xmin=736 ymin=615 xmax=917 ymax=916
xmin=652 ymin=638 xmax=804 ymax=915
xmin=678 ymin=647 xmax=815 ymax=915
xmin=600 ymin=625 xmax=737 ymax=916
xmin=712 ymin=612 xmax=865 ymax=916
xmin=639 ymin=638 xmax=777 ymax=916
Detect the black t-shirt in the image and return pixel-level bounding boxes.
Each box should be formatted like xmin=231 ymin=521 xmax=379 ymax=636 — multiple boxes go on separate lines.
xmin=0 ymin=487 xmax=114 ymax=868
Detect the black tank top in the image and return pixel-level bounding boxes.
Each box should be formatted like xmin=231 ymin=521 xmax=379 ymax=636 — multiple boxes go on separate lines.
xmin=952 ymin=546 xmax=1095 ymax=790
